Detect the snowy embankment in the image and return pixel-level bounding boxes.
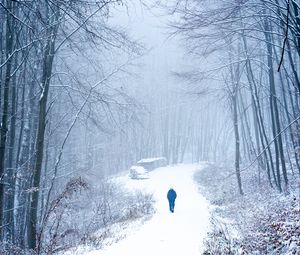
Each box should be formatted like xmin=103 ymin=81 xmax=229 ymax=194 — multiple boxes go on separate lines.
xmin=73 ymin=164 xmax=210 ymax=255
xmin=195 ymin=163 xmax=300 ymax=254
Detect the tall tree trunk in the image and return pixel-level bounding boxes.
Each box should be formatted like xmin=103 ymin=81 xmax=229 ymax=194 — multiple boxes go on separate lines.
xmin=4 ymin=52 xmax=18 ymax=244
xmin=0 ymin=0 xmax=14 ymax=239
xmin=163 ymin=112 xmax=170 ymax=163
xmin=180 ymin=112 xmax=192 ymax=163
xmin=276 ymin=45 xmax=300 ymax=176
xmin=291 ymin=0 xmax=300 ymax=57
xmin=0 ymin=7 xmax=4 ymax=109
xmin=286 ymin=40 xmax=300 ymax=93
xmin=16 ymin=72 xmax=35 ymax=248
xmin=264 ymin=19 xmax=288 ymax=191
xmin=242 ymin=34 xmax=277 ymax=187
xmin=228 ymin=37 xmax=244 ymax=195
xmin=238 ymin=93 xmax=256 ymax=162
xmin=233 ymin=91 xmax=243 ymax=195
xmin=27 ymin=11 xmax=59 ymax=249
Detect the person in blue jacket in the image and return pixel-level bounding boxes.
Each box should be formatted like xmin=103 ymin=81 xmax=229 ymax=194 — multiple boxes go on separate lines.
xmin=167 ymin=188 xmax=177 ymax=213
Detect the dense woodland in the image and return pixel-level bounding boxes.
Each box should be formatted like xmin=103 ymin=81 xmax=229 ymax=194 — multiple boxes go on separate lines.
xmin=0 ymin=0 xmax=299 ymax=254
xmin=166 ymin=0 xmax=300 ymax=194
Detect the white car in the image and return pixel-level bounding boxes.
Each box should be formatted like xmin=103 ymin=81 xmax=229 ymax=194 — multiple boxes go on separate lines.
xmin=129 ymin=166 xmax=149 ymax=179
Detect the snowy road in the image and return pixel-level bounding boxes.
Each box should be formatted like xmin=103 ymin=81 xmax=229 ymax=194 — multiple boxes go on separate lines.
xmin=86 ymin=164 xmax=210 ymax=255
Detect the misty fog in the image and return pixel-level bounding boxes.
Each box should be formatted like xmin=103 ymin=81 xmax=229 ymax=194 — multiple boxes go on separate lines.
xmin=0 ymin=0 xmax=299 ymax=254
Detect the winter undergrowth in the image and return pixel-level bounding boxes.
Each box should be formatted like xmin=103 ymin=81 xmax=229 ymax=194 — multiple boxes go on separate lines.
xmin=0 ymin=178 xmax=155 ymax=255
xmin=195 ymin=163 xmax=300 ymax=255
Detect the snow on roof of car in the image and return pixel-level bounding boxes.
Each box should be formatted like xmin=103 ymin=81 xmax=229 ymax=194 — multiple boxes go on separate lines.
xmin=137 ymin=157 xmax=166 ymax=163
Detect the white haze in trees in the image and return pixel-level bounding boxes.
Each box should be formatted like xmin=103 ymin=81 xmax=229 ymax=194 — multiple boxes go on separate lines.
xmin=58 ymin=0 xmax=231 ymax=182
xmin=96 ymin=1 xmax=234 ymax=175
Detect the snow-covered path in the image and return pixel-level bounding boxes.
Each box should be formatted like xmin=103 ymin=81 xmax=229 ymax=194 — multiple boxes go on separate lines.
xmin=86 ymin=164 xmax=210 ymax=255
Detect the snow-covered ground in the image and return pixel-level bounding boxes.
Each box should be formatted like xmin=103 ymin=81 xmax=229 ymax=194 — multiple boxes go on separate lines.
xmin=81 ymin=164 xmax=211 ymax=255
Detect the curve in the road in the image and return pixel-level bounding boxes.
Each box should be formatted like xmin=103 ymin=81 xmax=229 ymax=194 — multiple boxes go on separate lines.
xmin=86 ymin=163 xmax=210 ymax=255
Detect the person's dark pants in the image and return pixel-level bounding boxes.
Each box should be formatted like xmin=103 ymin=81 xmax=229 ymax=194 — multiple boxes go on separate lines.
xmin=168 ymin=200 xmax=175 ymax=213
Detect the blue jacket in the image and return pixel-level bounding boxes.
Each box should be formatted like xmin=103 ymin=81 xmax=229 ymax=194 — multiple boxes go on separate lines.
xmin=167 ymin=189 xmax=177 ymax=202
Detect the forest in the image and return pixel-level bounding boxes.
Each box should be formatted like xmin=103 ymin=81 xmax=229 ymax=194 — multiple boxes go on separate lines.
xmin=0 ymin=0 xmax=299 ymax=254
